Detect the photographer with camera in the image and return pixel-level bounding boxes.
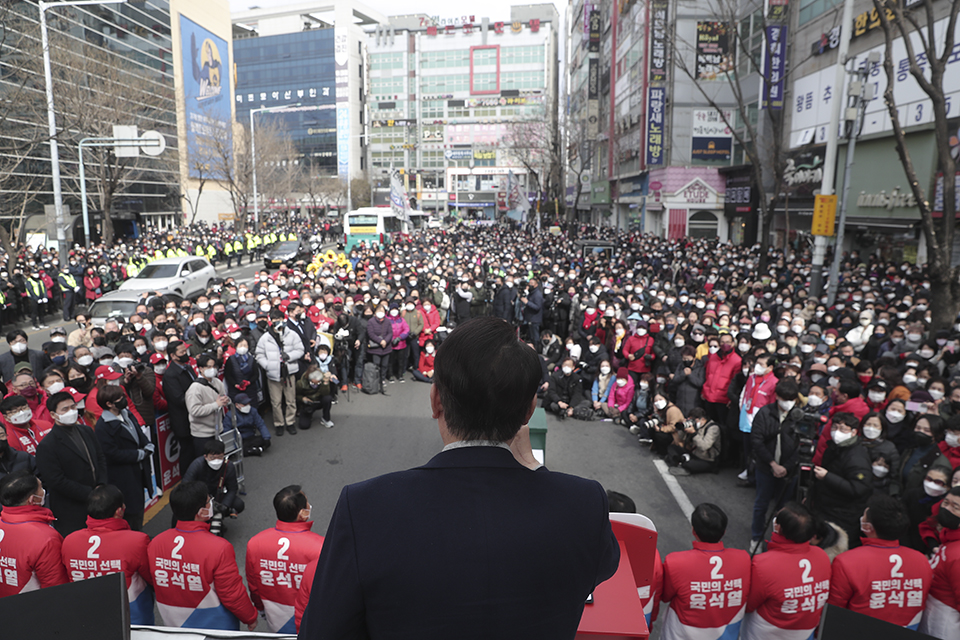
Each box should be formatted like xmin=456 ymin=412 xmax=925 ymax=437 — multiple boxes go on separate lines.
xmin=296 ymin=365 xmax=336 ymax=430
xmin=666 ymin=407 xmax=721 ymax=476
xmin=632 ymin=391 xmax=684 ymax=455
xmin=749 ymin=379 xmax=802 ymax=552
xmin=808 ymin=411 xmax=873 ymax=546
xmin=115 ymin=342 xmax=157 ymax=428
xmin=182 ymin=440 xmax=245 ymax=535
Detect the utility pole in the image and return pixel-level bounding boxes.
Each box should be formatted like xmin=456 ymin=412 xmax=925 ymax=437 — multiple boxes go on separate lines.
xmin=810 ymin=0 xmax=855 ymax=297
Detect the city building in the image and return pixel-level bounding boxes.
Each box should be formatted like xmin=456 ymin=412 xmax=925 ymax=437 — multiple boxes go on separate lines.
xmin=365 ymin=5 xmax=560 ymax=219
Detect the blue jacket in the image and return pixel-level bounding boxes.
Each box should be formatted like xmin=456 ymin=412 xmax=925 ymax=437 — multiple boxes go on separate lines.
xmin=235 ymin=409 xmax=270 ymax=442
xmin=591 ymin=375 xmax=613 ymax=404
xmin=522 ymin=285 xmax=544 ymax=325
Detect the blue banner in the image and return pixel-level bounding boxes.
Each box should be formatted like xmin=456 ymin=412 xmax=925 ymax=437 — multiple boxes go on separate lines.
xmin=180 ymin=15 xmax=232 ymax=178
xmin=762 ymin=25 xmax=787 ymax=109
xmin=646 ymin=87 xmax=666 ymax=167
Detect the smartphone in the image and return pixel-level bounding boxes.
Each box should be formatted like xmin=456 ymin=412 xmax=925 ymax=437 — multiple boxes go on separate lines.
xmin=906 ymin=400 xmax=925 ymax=412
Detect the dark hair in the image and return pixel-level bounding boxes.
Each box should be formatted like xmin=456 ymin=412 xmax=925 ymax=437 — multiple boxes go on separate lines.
xmin=776 ymin=501 xmax=816 ymax=543
xmin=606 ymin=490 xmax=636 ymax=513
xmin=865 ymin=492 xmax=910 ymax=540
xmin=774 ymin=379 xmax=799 ymax=401
xmin=0 ymin=470 xmax=39 ymax=507
xmin=204 ymin=439 xmax=226 ymax=455
xmin=692 ymin=503 xmax=728 ymax=543
xmin=838 ymin=379 xmax=861 ymax=400
xmin=0 ymin=395 xmax=28 ymax=414
xmin=688 ymin=407 xmax=707 ymax=421
xmin=87 ymin=484 xmax=125 ymax=519
xmin=273 ymin=485 xmax=308 ymax=522
xmin=45 ymin=391 xmax=75 ymax=414
xmin=97 ymin=385 xmax=124 ymax=408
xmin=434 ymin=317 xmax=542 ymax=441
xmin=195 ymin=321 xmax=212 ymax=336
xmin=170 ymin=481 xmax=209 ymax=522
xmin=115 ymin=342 xmax=136 ymax=358
xmin=196 ymin=354 xmax=215 ymax=368
xmin=5 ymin=330 xmax=27 ymax=344
xmin=834 ymin=412 xmax=860 ymax=429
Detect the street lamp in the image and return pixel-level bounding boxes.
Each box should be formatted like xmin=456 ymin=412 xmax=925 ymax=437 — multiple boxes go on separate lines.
xmin=39 ymin=0 xmax=127 ymax=259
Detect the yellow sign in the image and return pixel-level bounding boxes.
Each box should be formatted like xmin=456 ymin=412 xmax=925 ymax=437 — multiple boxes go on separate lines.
xmin=218 ymin=212 xmax=236 ymax=221
xmin=811 ymin=194 xmax=837 ymax=236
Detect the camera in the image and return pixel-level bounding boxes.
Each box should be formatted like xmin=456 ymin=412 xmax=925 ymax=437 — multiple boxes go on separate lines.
xmin=793 ymin=408 xmax=826 ymax=501
xmin=642 ymin=415 xmax=662 ymax=430
xmin=681 ymin=418 xmax=697 ymax=430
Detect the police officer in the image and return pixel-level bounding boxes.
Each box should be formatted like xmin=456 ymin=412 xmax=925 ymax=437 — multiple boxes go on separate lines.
xmin=57 ymin=265 xmax=80 ymax=322
xmin=61 ymin=485 xmax=154 ymax=624
xmin=245 ymin=485 xmax=325 ymax=633
xmin=661 ymin=503 xmax=752 ymax=639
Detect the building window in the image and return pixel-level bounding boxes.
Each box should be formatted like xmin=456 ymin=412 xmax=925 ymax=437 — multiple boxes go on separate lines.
xmin=799 ymin=0 xmax=842 ymax=25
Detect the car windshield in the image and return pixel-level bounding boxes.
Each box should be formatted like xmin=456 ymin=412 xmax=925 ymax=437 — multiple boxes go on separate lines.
xmin=272 ymin=242 xmax=299 ymax=252
xmin=136 ymin=264 xmax=180 ymax=279
xmin=89 ymin=299 xmax=138 ymax=319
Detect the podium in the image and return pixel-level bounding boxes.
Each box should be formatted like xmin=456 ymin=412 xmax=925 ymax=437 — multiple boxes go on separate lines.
xmin=576 ymin=513 xmax=657 ymax=639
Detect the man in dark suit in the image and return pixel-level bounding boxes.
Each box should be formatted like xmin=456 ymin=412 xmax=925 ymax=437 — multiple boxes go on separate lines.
xmin=285 ymin=300 xmax=317 ymax=377
xmin=0 ymin=330 xmax=45 ymax=384
xmin=162 ymin=340 xmax=197 ymax=476
xmin=521 ymin=276 xmax=544 ymax=346
xmin=35 ymin=391 xmax=107 ymax=537
xmin=300 ymin=317 xmax=620 ymax=640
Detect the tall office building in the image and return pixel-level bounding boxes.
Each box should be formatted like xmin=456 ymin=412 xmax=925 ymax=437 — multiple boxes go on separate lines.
xmin=366 ymin=5 xmax=560 ymax=218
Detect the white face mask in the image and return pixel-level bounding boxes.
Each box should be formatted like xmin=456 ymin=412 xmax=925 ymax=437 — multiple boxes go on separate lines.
xmin=863 ymin=426 xmax=882 ymax=440
xmin=117 ymin=357 xmax=135 ymax=369
xmin=57 ymin=409 xmax=79 ymax=425
xmin=833 ymin=430 xmax=855 ymax=445
xmin=754 ymin=364 xmax=766 ymax=376
xmin=600 ymin=366 xmax=611 ymax=375
xmin=376 ymin=312 xmax=385 ymax=319
xmin=674 ymin=338 xmax=685 ymax=347
xmin=924 ymin=480 xmax=948 ymax=497
xmin=206 ymin=458 xmax=224 ymax=471
xmin=636 ymin=328 xmax=647 ymax=337
xmin=886 ymin=410 xmax=905 ymax=423
xmin=947 ymin=432 xmax=960 ymax=448
xmin=46 ymin=381 xmax=65 ymax=395
xmin=931 ymin=389 xmax=945 ymax=401
xmin=154 ymin=365 xmax=167 ymax=375
xmin=640 ymin=382 xmax=650 ymax=390
xmin=654 ymin=399 xmax=667 ymax=410
xmin=708 ymin=345 xmax=719 ymax=355
xmin=236 ymin=346 xmax=249 ymax=356
xmin=807 ymin=395 xmax=824 ymax=407
xmin=561 ymin=366 xmax=573 ymax=376
xmin=902 ymin=374 xmax=917 ymax=384
xmin=589 ymin=345 xmax=600 ymax=353
xmin=77 ymin=355 xmax=94 ymax=367
xmin=11 ymin=342 xmax=27 ymax=355
xmin=136 ymin=345 xmax=148 ymax=355
xmin=154 ymin=341 xmax=167 ymax=352
xmin=616 ymin=378 xmax=627 ymax=387
xmin=203 ymin=367 xmax=217 ymax=379
xmin=872 ymin=465 xmax=889 ymax=478
xmin=237 ymin=404 xmax=251 ymax=414
xmin=738 ymin=343 xmax=750 ymax=352
xmin=800 ymin=344 xmax=815 ymax=354
xmin=868 ymin=391 xmax=886 ymax=403
xmin=7 ymin=409 xmax=32 ymax=425
xmin=778 ymin=399 xmax=796 ymax=412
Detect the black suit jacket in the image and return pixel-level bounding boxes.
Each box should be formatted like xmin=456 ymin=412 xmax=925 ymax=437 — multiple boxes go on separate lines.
xmin=162 ymin=362 xmax=196 ymax=439
xmin=299 ymin=445 xmax=620 ymax=640
xmin=95 ymin=411 xmax=150 ymax=516
xmin=0 ymin=348 xmax=45 ymax=384
xmin=35 ymin=423 xmax=107 ymax=537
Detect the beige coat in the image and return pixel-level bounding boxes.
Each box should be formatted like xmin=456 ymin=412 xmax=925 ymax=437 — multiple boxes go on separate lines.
xmin=185 ymin=377 xmax=225 ymax=439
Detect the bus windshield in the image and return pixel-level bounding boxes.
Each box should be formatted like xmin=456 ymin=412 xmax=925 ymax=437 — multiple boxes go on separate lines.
xmin=348 ymin=215 xmax=379 ymax=227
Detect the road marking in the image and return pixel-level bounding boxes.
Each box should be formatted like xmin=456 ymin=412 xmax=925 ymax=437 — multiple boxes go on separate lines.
xmin=653 ymin=459 xmax=695 ymax=523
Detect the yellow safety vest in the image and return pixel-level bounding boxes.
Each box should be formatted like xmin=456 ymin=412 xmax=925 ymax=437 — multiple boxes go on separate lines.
xmin=127 ymin=261 xmax=139 ymax=277
xmin=234 ymin=240 xmax=243 ymax=252
xmin=59 ymin=273 xmax=77 ymax=289
xmin=223 ymin=243 xmax=233 ymax=255
xmin=177 ymin=249 xmax=187 ymax=257
xmin=154 ymin=249 xmax=164 ymax=258
xmin=166 ymin=248 xmax=176 ymax=258
xmin=196 ymin=246 xmax=205 ymax=256
xmin=206 ymin=245 xmax=216 ymax=257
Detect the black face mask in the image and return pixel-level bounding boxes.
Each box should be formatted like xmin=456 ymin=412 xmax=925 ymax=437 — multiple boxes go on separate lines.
xmin=92 ymin=336 xmax=106 ymax=346
xmin=913 ymin=432 xmax=934 ymax=448
xmin=106 ymin=331 xmax=120 ymax=342
xmin=938 ymin=506 xmax=960 ymax=530
xmin=682 ymin=360 xmax=694 ymax=366
xmin=0 ymin=438 xmax=8 ymax=457
xmin=176 ymin=353 xmax=190 ymax=364
xmin=952 ymin=401 xmax=960 ymax=413
xmin=257 ymin=320 xmax=268 ymax=330
xmin=214 ymin=312 xmax=226 ymax=323
xmin=113 ymin=396 xmax=128 ymax=411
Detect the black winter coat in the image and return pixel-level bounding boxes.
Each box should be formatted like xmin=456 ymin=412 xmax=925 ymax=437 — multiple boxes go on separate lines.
xmin=545 ymin=370 xmax=586 ymax=407
xmin=492 ymin=285 xmax=518 ymax=321
xmin=162 ymin=362 xmax=196 ymax=440
xmin=810 ymin=439 xmax=873 ymax=537
xmin=751 ymin=402 xmax=801 ymax=473
xmin=95 ymin=410 xmax=150 ymax=516
xmin=35 ymin=423 xmax=108 ymax=537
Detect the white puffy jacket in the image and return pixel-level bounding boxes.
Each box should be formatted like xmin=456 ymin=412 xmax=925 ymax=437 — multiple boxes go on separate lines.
xmin=255 ymin=327 xmax=305 ymax=381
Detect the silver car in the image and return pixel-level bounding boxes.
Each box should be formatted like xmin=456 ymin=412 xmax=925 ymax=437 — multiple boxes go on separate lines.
xmin=86 ymin=290 xmax=184 ymax=327
xmin=117 ymin=256 xmax=216 ymax=298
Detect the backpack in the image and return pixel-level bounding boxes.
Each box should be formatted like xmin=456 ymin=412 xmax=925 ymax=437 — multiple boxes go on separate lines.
xmin=362 ymin=362 xmax=380 ymax=394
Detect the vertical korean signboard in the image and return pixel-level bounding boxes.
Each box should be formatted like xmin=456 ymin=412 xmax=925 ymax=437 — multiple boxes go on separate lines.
xmin=695 ymin=22 xmax=734 ymax=81
xmin=180 ymin=15 xmax=231 ymax=179
xmin=335 ymin=6 xmax=351 ymax=181
xmin=646 ymin=0 xmax=669 ymax=167
xmin=649 ymin=0 xmax=668 ymax=84
xmin=762 ymin=25 xmax=787 ymax=109
xmin=646 ymin=87 xmax=666 ymax=166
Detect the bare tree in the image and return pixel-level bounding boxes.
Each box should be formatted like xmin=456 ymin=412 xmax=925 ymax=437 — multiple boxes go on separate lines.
xmin=318 ymin=177 xmax=348 ymax=214
xmin=671 ymin=0 xmax=826 ymax=269
xmin=350 ymin=177 xmax=371 ymax=209
xmin=874 ymin=0 xmax=960 ymax=329
xmin=181 ymin=161 xmax=208 ymax=226
xmin=502 ymin=119 xmax=563 ymax=206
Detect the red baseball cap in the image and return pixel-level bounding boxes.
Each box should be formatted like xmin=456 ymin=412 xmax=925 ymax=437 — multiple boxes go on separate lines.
xmin=149 ymin=353 xmax=166 ymax=365
xmin=95 ymin=365 xmax=122 ymax=381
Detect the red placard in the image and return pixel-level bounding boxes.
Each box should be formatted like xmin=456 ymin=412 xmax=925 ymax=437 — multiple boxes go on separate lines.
xmin=155 ymin=413 xmax=181 ymax=495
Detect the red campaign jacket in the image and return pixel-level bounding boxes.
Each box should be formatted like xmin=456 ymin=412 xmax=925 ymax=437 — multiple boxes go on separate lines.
xmin=745 ymin=533 xmax=831 ymax=633
xmin=928 ymin=526 xmax=960 ymax=610
xmin=147 ymin=520 xmax=257 ymax=629
xmin=702 ymin=351 xmax=742 ymax=405
xmin=662 ymin=541 xmax=752 ymax=631
xmin=62 ymin=516 xmax=154 ymax=624
xmin=741 ymin=372 xmax=778 ymax=418
xmin=812 ymin=396 xmax=872 ymax=465
xmin=0 ymin=505 xmax=68 ymax=597
xmin=828 ymin=537 xmax=931 ymax=628
xmin=418 ymin=305 xmax=441 ymax=346
xmin=294 ymin=557 xmax=319 ymax=632
xmin=938 ymin=441 xmax=960 ymax=469
xmin=417 ymin=352 xmax=435 ymax=375
xmin=245 ymin=520 xmax=324 ymax=633
xmin=623 ymin=334 xmax=656 ymax=374
xmin=1 ymin=390 xmax=53 ymax=426
xmin=5 ymin=418 xmax=53 ymax=456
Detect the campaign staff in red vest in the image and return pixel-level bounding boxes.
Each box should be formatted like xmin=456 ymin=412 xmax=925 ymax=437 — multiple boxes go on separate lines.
xmin=61 ymin=485 xmax=154 ymax=624
xmin=148 ymin=481 xmax=257 ymax=631
xmin=920 ymin=486 xmax=960 ymax=639
xmin=828 ymin=492 xmax=931 ymax=630
xmin=661 ymin=503 xmax=751 ymax=640
xmin=245 ymin=485 xmax=324 ymax=633
xmin=742 ymin=501 xmax=831 ymax=640
xmin=0 ymin=471 xmax=67 ymax=598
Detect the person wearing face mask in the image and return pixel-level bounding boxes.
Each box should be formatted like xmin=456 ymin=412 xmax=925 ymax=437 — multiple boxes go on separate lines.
xmin=245 ymin=485 xmax=324 ymax=633
xmin=0 ymin=330 xmax=44 ymax=384
xmin=0 ymin=471 xmax=68 ymax=598
xmin=622 ymin=320 xmax=660 ymax=384
xmin=0 ymin=387 xmax=53 ymax=456
xmin=807 ymin=411 xmax=873 ymax=546
xmin=828 ymin=492 xmax=932 ymax=630
xmin=256 ymin=310 xmax=306 ymax=431
xmin=602 ymin=367 xmax=635 ymax=420
xmin=738 ymin=354 xmax=780 ymax=484
xmin=148 ymin=479 xmax=258 ymax=631
xmin=903 ymin=466 xmax=952 ymax=555
xmin=93 ymin=385 xmax=153 ymax=532
xmin=701 ymin=334 xmax=742 ymax=428
xmin=182 ymin=440 xmax=245 ymax=521
xmin=492 ymin=275 xmax=518 ymax=323
xmin=225 ymin=336 xmax=260 ymax=404
xmin=296 ymin=366 xmax=335 ymax=429
xmin=667 ymin=407 xmax=721 ymax=476
xmin=545 ymin=357 xmax=587 ymax=419
xmin=35 ymin=391 xmax=107 ymax=537
xmin=412 ymin=339 xmax=437 ymax=383
xmin=581 ymin=336 xmax=610 ymax=385
xmin=899 ymin=415 xmax=953 ymax=494
xmin=672 ymin=346 xmax=705 ymax=417
xmin=232 ymin=392 xmax=270 ymax=456
xmin=858 ymin=413 xmax=902 ymax=496
xmin=0 ymin=421 xmax=36 ymax=485
xmin=891 ymin=322 xmax=926 ymax=357
xmin=364 ymin=304 xmax=395 ymax=395
xmin=918 ymin=486 xmax=960 ymax=638
xmin=938 ymin=418 xmax=960 ymax=468
xmin=811 ymin=379 xmax=870 ymax=466
xmin=386 ymin=302 xmax=411 ymax=383
xmin=186 ymin=354 xmax=229 ymax=454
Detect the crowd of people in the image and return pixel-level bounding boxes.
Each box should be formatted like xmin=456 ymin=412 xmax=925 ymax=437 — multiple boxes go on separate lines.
xmin=2 ymin=219 xmax=960 ymax=637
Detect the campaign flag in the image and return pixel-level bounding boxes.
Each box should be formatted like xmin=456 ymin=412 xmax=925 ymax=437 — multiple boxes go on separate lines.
xmin=507 ymin=171 xmax=530 ymax=222
xmin=389 ymin=169 xmax=411 ymax=223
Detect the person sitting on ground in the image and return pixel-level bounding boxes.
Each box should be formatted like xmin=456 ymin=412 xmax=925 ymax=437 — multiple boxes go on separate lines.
xmin=544 ymin=357 xmax=587 ymax=419
xmin=666 ymin=407 xmax=721 ymax=476
xmin=295 ymin=366 xmax=335 ymax=430
xmin=182 ymin=440 xmax=244 ymax=521
xmin=412 ymin=339 xmax=437 ymax=383
xmin=233 ymin=392 xmax=270 ymax=456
